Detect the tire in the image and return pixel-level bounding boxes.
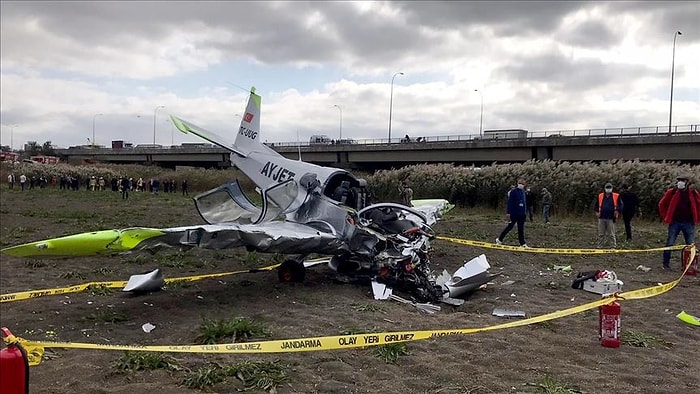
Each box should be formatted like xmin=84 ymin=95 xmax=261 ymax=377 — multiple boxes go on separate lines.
xmin=278 ymin=259 xmax=306 ymax=283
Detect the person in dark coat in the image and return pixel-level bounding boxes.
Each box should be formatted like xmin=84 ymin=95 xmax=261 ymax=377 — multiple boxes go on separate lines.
xmin=496 ymin=178 xmax=529 ymax=247
xmin=619 ymin=183 xmax=639 ymax=241
xmin=181 ymin=179 xmax=188 ymax=196
xmin=121 ymin=177 xmax=130 ymax=200
xmin=525 ymin=187 xmax=535 ymax=222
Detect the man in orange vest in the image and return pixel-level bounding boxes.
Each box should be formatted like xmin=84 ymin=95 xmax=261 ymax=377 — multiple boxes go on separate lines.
xmin=594 ymin=182 xmax=623 ymax=249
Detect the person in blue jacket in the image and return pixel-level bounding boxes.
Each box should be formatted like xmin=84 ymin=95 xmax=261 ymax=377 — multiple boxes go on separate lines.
xmin=496 ymin=178 xmax=529 ymax=247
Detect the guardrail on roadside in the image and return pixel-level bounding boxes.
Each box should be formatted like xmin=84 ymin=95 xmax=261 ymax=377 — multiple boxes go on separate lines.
xmin=269 ymin=124 xmax=700 ymax=147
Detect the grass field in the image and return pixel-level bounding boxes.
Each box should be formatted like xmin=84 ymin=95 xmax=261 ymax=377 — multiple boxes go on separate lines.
xmin=1 ymin=186 xmax=698 ymax=394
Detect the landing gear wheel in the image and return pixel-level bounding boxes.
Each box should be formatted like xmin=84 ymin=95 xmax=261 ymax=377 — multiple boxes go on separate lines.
xmin=278 ymin=259 xmax=306 ymax=283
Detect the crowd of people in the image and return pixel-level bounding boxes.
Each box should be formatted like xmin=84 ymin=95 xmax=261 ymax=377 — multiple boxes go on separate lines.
xmin=7 ymin=170 xmax=699 ymax=271
xmin=6 ymin=173 xmax=189 ymax=196
xmin=492 ymin=175 xmax=699 ymax=271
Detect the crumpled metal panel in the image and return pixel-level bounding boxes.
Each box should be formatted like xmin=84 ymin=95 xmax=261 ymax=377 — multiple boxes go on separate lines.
xmin=292 ymin=195 xmax=356 ymax=241
xmin=140 ymin=222 xmax=349 ymax=255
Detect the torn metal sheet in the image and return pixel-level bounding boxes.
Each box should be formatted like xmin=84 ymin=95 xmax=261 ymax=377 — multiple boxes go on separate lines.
xmin=410 ymin=199 xmax=455 ymax=226
xmin=371 ymin=281 xmax=393 ymax=300
xmin=492 ymin=308 xmax=526 ymax=318
xmin=436 ymin=254 xmax=500 ymax=299
xmin=123 ymin=269 xmax=164 ymax=293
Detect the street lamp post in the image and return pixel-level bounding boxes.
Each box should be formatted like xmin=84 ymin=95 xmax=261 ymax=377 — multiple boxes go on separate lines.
xmin=92 ymin=113 xmax=103 ymax=147
xmin=9 ymin=124 xmax=18 ymax=151
xmin=153 ymin=105 xmax=165 ymax=144
xmin=474 ymin=89 xmax=483 ymax=137
xmin=333 ymin=104 xmax=343 ymax=140
xmin=669 ymin=30 xmax=682 ymax=134
xmin=388 ymin=72 xmax=404 ymax=144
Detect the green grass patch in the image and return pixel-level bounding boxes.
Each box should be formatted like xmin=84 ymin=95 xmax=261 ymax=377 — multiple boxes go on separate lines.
xmin=86 ymin=284 xmax=113 ymax=296
xmin=24 ymin=260 xmax=47 ymax=269
xmin=164 ymin=279 xmax=194 ymax=289
xmin=122 ymin=255 xmax=148 ymax=265
xmin=530 ymin=375 xmax=581 ymax=393
xmin=82 ymin=310 xmax=129 ymax=323
xmin=113 ymin=351 xmax=182 ymax=373
xmin=225 ymin=360 xmax=289 ymax=392
xmin=621 ymin=330 xmax=672 ymax=348
xmin=195 ymin=316 xmax=270 ymax=344
xmin=371 ymin=342 xmax=409 ymax=364
xmin=182 ymin=364 xmax=226 ymax=389
xmin=354 ymin=303 xmax=382 ymax=312
xmin=182 ymin=361 xmax=289 ymax=391
xmin=58 ymin=271 xmax=87 ymax=280
xmin=535 ymin=320 xmax=557 ymax=333
xmin=339 ymin=328 xmax=365 ymax=336
xmin=94 ymin=267 xmax=114 ymax=275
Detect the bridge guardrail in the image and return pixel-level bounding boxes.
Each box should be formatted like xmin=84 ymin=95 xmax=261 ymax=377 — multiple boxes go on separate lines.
xmin=269 ymin=124 xmax=699 ymax=147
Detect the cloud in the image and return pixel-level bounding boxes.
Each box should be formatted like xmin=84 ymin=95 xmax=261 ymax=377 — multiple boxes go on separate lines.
xmin=0 ymin=1 xmax=698 ymax=149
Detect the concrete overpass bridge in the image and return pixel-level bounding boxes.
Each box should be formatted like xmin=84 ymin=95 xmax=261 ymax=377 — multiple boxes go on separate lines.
xmin=55 ymin=125 xmax=700 ymax=170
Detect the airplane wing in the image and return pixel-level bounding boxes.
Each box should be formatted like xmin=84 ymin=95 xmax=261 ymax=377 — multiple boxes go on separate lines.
xmin=1 ymin=222 xmax=349 ymax=259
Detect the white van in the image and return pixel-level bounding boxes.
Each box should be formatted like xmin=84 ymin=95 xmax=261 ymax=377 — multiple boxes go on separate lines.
xmin=310 ymin=135 xmax=332 ymax=145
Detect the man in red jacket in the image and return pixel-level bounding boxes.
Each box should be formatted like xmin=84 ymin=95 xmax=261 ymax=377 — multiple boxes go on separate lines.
xmin=658 ymin=174 xmax=700 ymax=270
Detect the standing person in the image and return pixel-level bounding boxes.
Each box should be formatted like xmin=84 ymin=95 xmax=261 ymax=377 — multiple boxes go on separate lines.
xmin=399 ymin=181 xmax=414 ymax=207
xmin=541 ymin=187 xmax=552 ymax=223
xmin=19 ymin=174 xmax=26 ymax=191
xmin=525 ymin=187 xmax=535 ymax=222
xmin=181 ymin=179 xmax=189 ymax=196
xmin=594 ymin=182 xmax=623 ymax=249
xmin=619 ymin=183 xmax=640 ymax=241
xmin=658 ymin=175 xmax=700 ymax=270
xmin=7 ymin=173 xmax=14 ymax=189
xmin=496 ymin=178 xmax=529 ymax=247
xmin=121 ymin=177 xmax=130 ymax=200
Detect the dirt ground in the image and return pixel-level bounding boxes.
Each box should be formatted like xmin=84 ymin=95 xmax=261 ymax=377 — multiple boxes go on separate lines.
xmin=0 ymin=186 xmax=698 ymax=394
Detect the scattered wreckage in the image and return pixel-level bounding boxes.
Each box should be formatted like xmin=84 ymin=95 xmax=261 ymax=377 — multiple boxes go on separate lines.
xmin=1 ymin=87 xmax=499 ymax=307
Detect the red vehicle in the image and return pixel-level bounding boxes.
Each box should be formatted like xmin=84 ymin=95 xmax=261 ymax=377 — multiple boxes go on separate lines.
xmin=0 ymin=151 xmax=20 ymax=162
xmin=29 ymin=155 xmax=60 ymax=164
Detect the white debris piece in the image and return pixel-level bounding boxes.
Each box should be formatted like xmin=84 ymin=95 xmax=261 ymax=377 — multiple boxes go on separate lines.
xmin=436 ymin=254 xmax=493 ymax=299
xmin=371 ymin=281 xmax=393 ymax=300
xmin=142 ymin=323 xmax=156 ymax=333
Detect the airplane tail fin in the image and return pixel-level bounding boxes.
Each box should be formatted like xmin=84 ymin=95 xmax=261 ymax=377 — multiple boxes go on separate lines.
xmin=233 ymin=87 xmax=263 ymax=156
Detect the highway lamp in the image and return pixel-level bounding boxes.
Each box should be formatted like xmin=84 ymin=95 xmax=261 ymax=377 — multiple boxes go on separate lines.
xmin=333 ymin=104 xmax=343 ymax=140
xmin=92 ymin=113 xmax=103 ymax=147
xmin=153 ymin=105 xmax=165 ymax=144
xmin=9 ymin=124 xmax=18 ymax=151
xmin=388 ymin=71 xmax=404 ymax=144
xmin=474 ymin=89 xmax=483 ymax=138
xmin=668 ymin=30 xmax=682 ymax=134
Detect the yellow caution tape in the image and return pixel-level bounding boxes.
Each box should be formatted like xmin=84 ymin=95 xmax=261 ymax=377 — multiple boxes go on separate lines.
xmin=437 ymin=236 xmax=688 ymax=254
xmin=12 ymin=246 xmax=694 ymax=366
xmin=0 ymin=263 xmax=281 ymax=303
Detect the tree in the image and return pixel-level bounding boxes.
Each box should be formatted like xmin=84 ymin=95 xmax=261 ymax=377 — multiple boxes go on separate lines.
xmin=25 ymin=141 xmax=40 ymax=156
xmin=41 ymin=141 xmax=55 ymax=156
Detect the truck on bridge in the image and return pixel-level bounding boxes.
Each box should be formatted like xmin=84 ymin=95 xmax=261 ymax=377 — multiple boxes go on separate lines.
xmin=483 ymin=129 xmax=528 ymax=139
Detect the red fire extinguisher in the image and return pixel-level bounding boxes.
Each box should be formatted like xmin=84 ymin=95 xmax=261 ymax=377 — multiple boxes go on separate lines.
xmin=599 ymin=301 xmax=621 ymax=348
xmin=0 ymin=327 xmax=30 ymax=394
xmin=681 ymin=245 xmax=698 ymax=276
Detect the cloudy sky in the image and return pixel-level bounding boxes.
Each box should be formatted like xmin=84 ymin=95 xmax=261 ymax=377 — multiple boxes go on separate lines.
xmin=1 ymin=1 xmax=698 ymax=149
